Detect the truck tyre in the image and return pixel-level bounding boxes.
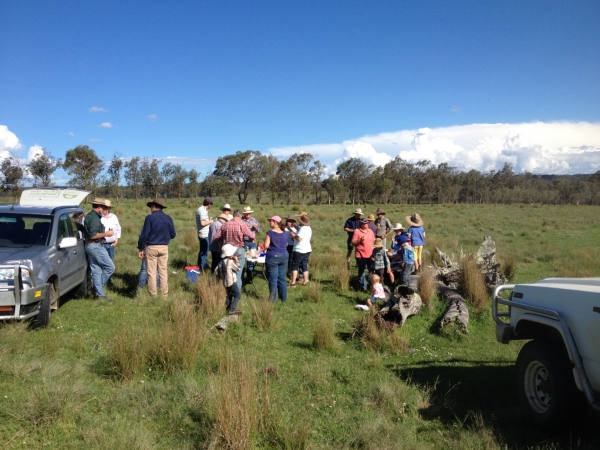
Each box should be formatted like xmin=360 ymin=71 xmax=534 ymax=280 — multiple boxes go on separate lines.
xmin=516 ymin=339 xmax=578 ymax=427
xmin=31 ymin=286 xmax=51 ymax=329
xmin=74 ymin=268 xmax=93 ymax=298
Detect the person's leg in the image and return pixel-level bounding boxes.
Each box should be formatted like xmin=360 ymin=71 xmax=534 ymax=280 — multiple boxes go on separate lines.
xmin=300 ymin=252 xmax=310 ymax=284
xmin=210 ymin=250 xmax=221 ymax=273
xmin=228 ymin=283 xmax=241 ymax=312
xmin=138 ymin=258 xmax=148 ymax=288
xmin=198 ymin=237 xmax=209 ymax=271
xmin=244 ymin=242 xmax=256 ymax=279
xmin=346 ymin=241 xmax=353 ymax=269
xmin=146 ymin=246 xmax=159 ymax=297
xmin=277 ymin=254 xmax=288 ymax=302
xmin=104 ymin=243 xmax=115 ymax=260
xmin=225 ymin=285 xmax=233 ymax=311
xmin=402 ymin=264 xmax=413 ymax=286
xmin=265 ymin=256 xmax=278 ymax=302
xmin=356 ymin=257 xmax=368 ymax=291
xmin=157 ymin=245 xmax=169 ymax=296
xmin=290 ymin=251 xmax=299 ymax=285
xmin=235 ymin=247 xmax=246 ymax=291
xmin=85 ymin=243 xmax=104 ymax=297
xmin=287 ymin=245 xmax=293 ymax=275
xmin=95 ymin=246 xmax=115 ymax=288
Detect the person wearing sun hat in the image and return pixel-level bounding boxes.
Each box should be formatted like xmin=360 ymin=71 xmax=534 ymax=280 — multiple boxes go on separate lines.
xmin=283 ymin=215 xmax=297 ymax=273
xmin=137 ymin=198 xmax=176 ymax=298
xmin=374 ymin=207 xmax=393 ymax=249
xmin=100 ymin=199 xmax=121 ymax=261
xmin=344 ymin=208 xmax=364 ymax=269
xmin=214 ymin=244 xmax=242 ymax=315
xmin=208 ymin=212 xmax=230 ymax=272
xmin=351 ymin=217 xmax=375 ymax=291
xmin=370 ymin=237 xmax=394 ymax=286
xmin=241 ymin=206 xmax=260 ymax=280
xmin=366 ymin=214 xmax=378 ymax=235
xmin=264 ymin=215 xmax=289 ymax=302
xmin=289 ymin=213 xmax=312 ymax=287
xmin=406 ymin=213 xmax=426 ymax=271
xmin=195 ymin=197 xmax=214 ymax=272
xmin=84 ymin=198 xmax=115 ymax=302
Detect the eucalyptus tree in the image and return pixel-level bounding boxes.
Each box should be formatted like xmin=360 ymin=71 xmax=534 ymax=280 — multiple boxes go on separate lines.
xmin=63 ymin=145 xmax=104 ymax=194
xmin=124 ymin=156 xmax=143 ymax=200
xmin=27 ymin=149 xmax=62 ymax=187
xmin=162 ymin=163 xmax=188 ymax=199
xmin=0 ymin=157 xmax=24 ymax=200
xmin=213 ymin=150 xmax=262 ymax=204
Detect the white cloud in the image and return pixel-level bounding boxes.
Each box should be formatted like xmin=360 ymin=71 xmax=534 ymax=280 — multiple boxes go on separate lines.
xmin=148 ymin=114 xmax=158 ymax=121
xmin=162 ymin=155 xmax=216 ymax=168
xmin=90 ymin=138 xmax=101 ymax=142
xmin=68 ymin=131 xmax=75 ymax=137
xmin=268 ymin=121 xmax=600 ymax=175
xmin=89 ymin=106 xmax=107 ymax=113
xmin=27 ymin=144 xmax=45 ymax=162
xmin=99 ymin=122 xmax=113 ymax=128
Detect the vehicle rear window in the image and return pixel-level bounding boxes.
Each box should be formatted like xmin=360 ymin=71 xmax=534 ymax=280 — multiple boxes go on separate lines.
xmin=0 ymin=214 xmax=52 ymax=247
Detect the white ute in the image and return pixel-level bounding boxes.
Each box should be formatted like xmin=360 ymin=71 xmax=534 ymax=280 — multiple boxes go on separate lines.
xmin=492 ymin=278 xmax=600 ymax=426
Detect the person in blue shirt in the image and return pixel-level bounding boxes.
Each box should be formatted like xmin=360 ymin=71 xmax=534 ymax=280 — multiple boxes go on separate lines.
xmin=406 ymin=213 xmax=426 ymax=272
xmin=137 ymin=198 xmax=176 ymax=298
xmin=399 ymin=235 xmax=415 ymax=286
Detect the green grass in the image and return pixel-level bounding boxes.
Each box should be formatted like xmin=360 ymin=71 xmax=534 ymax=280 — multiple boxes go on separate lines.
xmin=1 ymin=201 xmax=599 ymax=449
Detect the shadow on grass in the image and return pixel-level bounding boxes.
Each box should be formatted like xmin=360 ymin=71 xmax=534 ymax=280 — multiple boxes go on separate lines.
xmin=389 ymin=360 xmax=600 ymax=448
xmin=109 ymin=272 xmax=142 ymax=298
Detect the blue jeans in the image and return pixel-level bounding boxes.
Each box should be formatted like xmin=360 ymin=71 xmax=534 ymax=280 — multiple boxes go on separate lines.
xmin=226 ymin=283 xmax=241 ymax=311
xmin=235 ymin=247 xmax=246 ymax=291
xmin=243 ymin=242 xmax=256 ymax=278
xmin=197 ymin=237 xmax=209 ymax=271
xmin=400 ymin=264 xmax=414 ymax=286
xmin=85 ymin=242 xmax=115 ymax=297
xmin=356 ymin=257 xmax=370 ymax=291
xmin=266 ymin=253 xmax=288 ymax=303
xmin=104 ymin=243 xmax=115 ymax=260
xmin=138 ymin=258 xmax=159 ymax=288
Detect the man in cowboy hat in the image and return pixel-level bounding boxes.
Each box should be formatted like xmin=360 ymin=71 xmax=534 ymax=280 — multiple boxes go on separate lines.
xmin=208 ymin=212 xmax=230 ymax=272
xmin=83 ymin=198 xmax=115 ymax=302
xmin=241 ymin=206 xmax=260 ymax=280
xmin=344 ymin=208 xmax=364 ymax=269
xmin=213 ymin=208 xmax=255 ymax=291
xmin=221 ymin=203 xmax=232 ymax=215
xmin=374 ymin=207 xmax=393 ymax=249
xmin=100 ymin=199 xmax=121 ymax=261
xmin=352 ymin=217 xmax=375 ymax=291
xmin=406 ymin=213 xmax=426 ymax=272
xmin=366 ymin=214 xmax=378 ymax=235
xmin=137 ymin=198 xmax=176 ymax=297
xmin=196 ymin=197 xmax=214 ymax=272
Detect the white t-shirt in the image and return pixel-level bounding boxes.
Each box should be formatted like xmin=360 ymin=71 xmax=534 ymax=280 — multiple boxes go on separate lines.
xmin=196 ymin=206 xmax=210 ymax=238
xmin=293 ymin=226 xmax=312 ymax=253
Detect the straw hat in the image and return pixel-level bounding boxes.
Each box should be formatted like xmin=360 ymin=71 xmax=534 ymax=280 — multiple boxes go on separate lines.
xmin=295 ymin=211 xmax=308 ymax=217
xmin=147 ymin=198 xmax=167 ymax=208
xmin=353 ymin=208 xmax=364 ymax=215
xmin=103 ymin=199 xmax=113 ymax=208
xmin=298 ymin=215 xmax=310 ymax=226
xmin=242 ymin=206 xmax=254 ymax=214
xmin=392 ymin=222 xmax=404 ymax=230
xmin=373 ymin=238 xmax=384 ymax=249
xmin=367 ymin=214 xmax=376 ymax=221
xmin=221 ymin=203 xmax=231 ymax=211
xmin=405 ymin=213 xmax=423 ymax=227
xmin=91 ymin=198 xmax=107 ymax=207
xmin=217 ymin=213 xmax=229 ymax=221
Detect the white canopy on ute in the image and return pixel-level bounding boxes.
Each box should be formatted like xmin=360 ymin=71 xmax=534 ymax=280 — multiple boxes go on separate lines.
xmin=19 ymin=189 xmax=90 ymax=207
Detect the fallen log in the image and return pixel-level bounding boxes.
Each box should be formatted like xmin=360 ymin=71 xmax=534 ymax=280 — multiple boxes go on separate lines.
xmin=437 ymin=282 xmax=469 ymax=333
xmin=377 ymin=285 xmax=422 ymax=327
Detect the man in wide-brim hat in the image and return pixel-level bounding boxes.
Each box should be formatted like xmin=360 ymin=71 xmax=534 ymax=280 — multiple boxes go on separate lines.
xmin=405 ymin=213 xmax=425 ymax=271
xmin=138 ymin=198 xmax=176 ymax=297
xmin=343 ymin=208 xmax=364 ymax=269
xmin=241 ymin=206 xmax=260 ymax=281
xmin=83 ymin=198 xmax=115 ymax=302
xmin=374 ymin=207 xmax=393 ymax=249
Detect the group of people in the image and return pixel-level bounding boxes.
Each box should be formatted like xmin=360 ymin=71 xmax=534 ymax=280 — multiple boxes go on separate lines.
xmin=196 ymin=198 xmax=312 ymax=314
xmin=344 ymin=207 xmax=426 ymax=305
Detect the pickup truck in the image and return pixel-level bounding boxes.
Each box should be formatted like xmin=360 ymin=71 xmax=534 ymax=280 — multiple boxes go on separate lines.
xmin=492 ymin=278 xmax=600 ymax=427
xmin=0 ymin=188 xmax=91 ymax=328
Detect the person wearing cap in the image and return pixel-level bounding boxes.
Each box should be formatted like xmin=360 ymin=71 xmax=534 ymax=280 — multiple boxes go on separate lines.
xmin=370 ymin=238 xmax=394 ymax=286
xmin=241 ymin=206 xmax=260 ymax=280
xmin=289 ymin=214 xmax=312 ymax=287
xmin=390 ymin=223 xmax=408 ymax=253
xmin=374 ymin=207 xmax=393 ymax=249
xmin=366 ymin=214 xmax=378 ymax=236
xmin=406 ymin=213 xmax=426 ymax=271
xmin=137 ymin=198 xmax=176 ymax=298
xmin=352 ymin=218 xmax=375 ymax=291
xmin=208 ymin=212 xmax=230 ymax=272
xmin=83 ymin=198 xmax=115 ymax=302
xmin=344 ymin=208 xmax=364 ymax=269
xmin=195 ymin=197 xmax=214 ymax=272
xmin=214 ymin=244 xmax=242 ymax=315
xmin=213 ymin=209 xmax=255 ymax=291
xmin=100 ymin=199 xmax=121 ymax=260
xmin=283 ymin=215 xmax=297 ymax=274
xmin=264 ymin=215 xmax=288 ymax=303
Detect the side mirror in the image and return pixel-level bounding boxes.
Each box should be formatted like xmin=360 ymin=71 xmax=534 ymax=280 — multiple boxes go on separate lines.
xmin=59 ymin=237 xmax=78 ymax=249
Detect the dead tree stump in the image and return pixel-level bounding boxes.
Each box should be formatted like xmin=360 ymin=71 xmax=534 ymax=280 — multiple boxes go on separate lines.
xmin=377 ymin=285 xmax=422 ymax=327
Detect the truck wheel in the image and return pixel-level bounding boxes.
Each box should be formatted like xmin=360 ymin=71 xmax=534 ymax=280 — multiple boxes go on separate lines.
xmin=516 ymin=339 xmax=578 ymax=427
xmin=74 ymin=268 xmax=93 ymax=298
xmin=31 ymin=286 xmax=51 ymax=329
xmin=49 ymin=282 xmax=59 ymax=311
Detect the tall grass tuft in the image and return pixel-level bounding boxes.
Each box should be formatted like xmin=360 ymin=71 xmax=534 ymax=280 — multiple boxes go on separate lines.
xmin=195 ymin=273 xmax=227 ymax=323
xmin=312 ymin=315 xmax=335 ymax=351
xmin=417 ymin=266 xmax=437 ymax=311
xmin=302 ymin=280 xmax=322 ymax=302
xmin=326 ymin=248 xmax=350 ymax=291
xmin=352 ymin=313 xmax=408 ymax=354
xmin=209 ymin=350 xmax=259 ymax=449
xmin=460 ymin=255 xmax=489 ymax=310
xmin=500 ymin=254 xmax=516 ymax=280
xmin=250 ymin=297 xmax=275 ymax=331
xmin=106 ymin=325 xmax=148 ymax=380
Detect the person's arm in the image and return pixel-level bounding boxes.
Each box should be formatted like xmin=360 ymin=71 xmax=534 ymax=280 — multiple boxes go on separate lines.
xmin=243 ymin=223 xmax=256 ymax=242
xmin=264 ymin=233 xmax=271 ymax=250
xmin=137 ymin=216 xmax=150 ymax=251
xmin=351 ymin=230 xmax=363 ymax=246
xmin=253 ymin=219 xmax=260 ymax=233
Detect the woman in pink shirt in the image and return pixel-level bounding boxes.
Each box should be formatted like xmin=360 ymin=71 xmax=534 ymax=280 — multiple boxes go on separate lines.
xmin=352 ymin=218 xmax=375 ymax=291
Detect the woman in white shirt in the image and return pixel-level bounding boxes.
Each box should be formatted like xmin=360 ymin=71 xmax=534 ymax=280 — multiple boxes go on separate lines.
xmin=289 ymin=214 xmax=312 ymax=287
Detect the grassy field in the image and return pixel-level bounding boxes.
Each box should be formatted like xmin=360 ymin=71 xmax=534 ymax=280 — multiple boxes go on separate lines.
xmin=1 ymin=201 xmax=599 ymax=449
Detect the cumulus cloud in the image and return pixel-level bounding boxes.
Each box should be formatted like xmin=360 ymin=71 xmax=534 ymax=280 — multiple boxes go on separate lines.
xmin=99 ymin=122 xmax=113 ymax=128
xmin=162 ymin=155 xmax=216 ymax=168
xmin=0 ymin=125 xmax=23 ymax=160
xmin=148 ymin=114 xmax=158 ymax=121
xmin=89 ymin=106 xmax=107 ymax=113
xmin=268 ymin=121 xmax=600 ymax=175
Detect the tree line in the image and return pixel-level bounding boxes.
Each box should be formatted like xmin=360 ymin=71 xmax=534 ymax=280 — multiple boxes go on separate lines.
xmin=2 ymin=144 xmax=600 ymax=205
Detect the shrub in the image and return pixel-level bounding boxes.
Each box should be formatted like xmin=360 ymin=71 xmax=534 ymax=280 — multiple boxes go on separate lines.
xmin=417 ymin=266 xmax=437 ymax=311
xmin=312 ymin=315 xmax=335 ymax=351
xmin=250 ymin=297 xmax=275 ymax=331
xmin=195 ymin=272 xmax=227 ymax=323
xmin=500 ymin=254 xmax=516 ymax=280
xmin=302 ymin=280 xmax=322 ymax=303
xmin=460 ymin=255 xmax=488 ymax=310
xmin=352 ymin=313 xmax=408 ymax=354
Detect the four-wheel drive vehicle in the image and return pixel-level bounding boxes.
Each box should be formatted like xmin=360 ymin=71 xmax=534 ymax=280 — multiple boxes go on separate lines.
xmin=0 ymin=189 xmax=91 ymax=328
xmin=493 ymin=278 xmax=600 ymax=426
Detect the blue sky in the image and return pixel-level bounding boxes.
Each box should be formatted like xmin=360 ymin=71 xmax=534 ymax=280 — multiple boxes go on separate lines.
xmin=1 ymin=0 xmax=599 ymax=178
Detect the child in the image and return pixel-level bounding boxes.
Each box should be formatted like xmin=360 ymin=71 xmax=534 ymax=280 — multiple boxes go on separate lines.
xmin=214 ymin=244 xmax=242 ymax=315
xmin=370 ymin=238 xmax=394 ymax=286
xmin=366 ymin=274 xmax=386 ymax=308
xmin=405 ymin=213 xmax=425 ymax=271
xmin=399 ymin=235 xmax=415 ymax=286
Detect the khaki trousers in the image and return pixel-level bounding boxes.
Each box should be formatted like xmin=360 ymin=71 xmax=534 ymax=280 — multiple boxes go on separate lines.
xmin=146 ymin=245 xmax=169 ymax=297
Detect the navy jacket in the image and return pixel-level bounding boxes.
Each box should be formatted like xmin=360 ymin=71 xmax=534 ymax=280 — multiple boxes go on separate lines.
xmin=137 ymin=210 xmax=176 ymax=250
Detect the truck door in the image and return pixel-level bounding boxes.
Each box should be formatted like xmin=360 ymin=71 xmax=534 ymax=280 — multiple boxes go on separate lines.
xmin=55 ymin=213 xmax=82 ymax=293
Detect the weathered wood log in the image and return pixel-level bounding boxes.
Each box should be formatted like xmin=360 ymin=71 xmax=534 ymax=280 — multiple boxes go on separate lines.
xmin=210 ymin=314 xmax=240 ymax=332
xmin=377 ymin=285 xmax=422 ymax=327
xmin=436 ymin=282 xmax=469 ymax=333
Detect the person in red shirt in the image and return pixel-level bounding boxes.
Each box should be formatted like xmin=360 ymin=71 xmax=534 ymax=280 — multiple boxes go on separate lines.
xmin=352 ymin=218 xmax=375 ymax=291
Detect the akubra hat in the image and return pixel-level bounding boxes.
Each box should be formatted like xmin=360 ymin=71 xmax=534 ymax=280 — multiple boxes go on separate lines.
xmin=373 ymin=238 xmax=384 ymax=249
xmin=353 ymin=208 xmax=364 ymax=215
xmin=376 ymin=207 xmax=385 ymax=215
xmin=406 ymin=213 xmax=423 ymax=227
xmin=217 ymin=213 xmax=230 ymax=221
xmin=392 ymin=222 xmax=405 ymax=230
xmin=285 ymin=215 xmax=297 ymax=223
xmin=298 ymin=215 xmax=310 ymax=226
xmin=103 ymin=199 xmax=113 ymax=208
xmin=91 ymin=198 xmax=107 ymax=207
xmin=242 ymin=206 xmax=254 ymax=214
xmin=147 ymin=198 xmax=167 ymax=209
xmin=221 ymin=203 xmax=232 ymax=211
xmin=367 ymin=214 xmax=376 ymax=221
xmin=359 ymin=218 xmax=369 ymax=224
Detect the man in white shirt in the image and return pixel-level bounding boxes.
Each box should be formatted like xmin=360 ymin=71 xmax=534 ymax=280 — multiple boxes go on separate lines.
xmin=195 ymin=197 xmax=214 ymax=271
xmin=101 ymin=199 xmax=121 ymax=260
